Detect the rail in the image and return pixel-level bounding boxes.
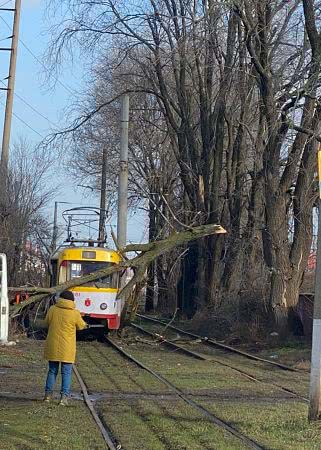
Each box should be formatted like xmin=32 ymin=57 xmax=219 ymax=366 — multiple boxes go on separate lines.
xmin=131 ymin=322 xmax=308 ymax=402
xmin=73 ymin=365 xmax=119 ymax=450
xmin=137 ymin=314 xmax=301 ymax=372
xmin=105 ymin=335 xmax=268 ymax=450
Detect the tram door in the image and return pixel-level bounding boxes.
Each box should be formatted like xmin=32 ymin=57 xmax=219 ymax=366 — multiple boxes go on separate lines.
xmin=0 ymin=253 xmax=8 ymax=343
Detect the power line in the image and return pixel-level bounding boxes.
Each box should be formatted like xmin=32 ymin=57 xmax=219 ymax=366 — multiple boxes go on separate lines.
xmin=0 ymin=98 xmax=44 ymax=138
xmin=0 ymin=80 xmax=58 ymax=128
xmin=0 ymin=0 xmax=13 ymax=8
xmin=0 ymin=7 xmax=64 ymax=138
xmin=0 ymin=15 xmax=76 ymax=96
xmin=0 ymin=0 xmax=13 ymax=44
xmin=19 ymin=40 xmax=76 ymax=96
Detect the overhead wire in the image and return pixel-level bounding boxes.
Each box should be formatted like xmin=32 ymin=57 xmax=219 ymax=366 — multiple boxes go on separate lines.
xmin=0 ymin=98 xmax=44 ymax=138
xmin=19 ymin=40 xmax=76 ymax=96
xmin=0 ymin=80 xmax=58 ymax=128
xmin=0 ymin=35 xmax=11 ymax=42
xmin=0 ymin=5 xmax=63 ymax=137
xmin=0 ymin=14 xmax=76 ymax=96
xmin=0 ymin=0 xmax=13 ymax=8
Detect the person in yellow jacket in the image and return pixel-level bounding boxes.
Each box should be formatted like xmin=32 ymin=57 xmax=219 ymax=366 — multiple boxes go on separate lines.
xmin=43 ymin=290 xmax=87 ymax=405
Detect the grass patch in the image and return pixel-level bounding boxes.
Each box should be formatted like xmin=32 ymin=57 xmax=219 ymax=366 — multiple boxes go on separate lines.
xmin=202 ymin=400 xmax=321 ymax=450
xmin=113 ymin=338 xmax=302 ymax=399
xmin=77 ymin=342 xmax=169 ymax=394
xmin=0 ymin=398 xmax=106 ymax=450
xmin=0 ymin=337 xmax=103 ymax=450
xmin=99 ymin=398 xmax=246 ymax=450
xmin=132 ymin=321 xmax=310 ymax=397
xmin=0 ymin=337 xmax=81 ymax=396
xmin=2 ymin=334 xmax=314 ymax=449
xmin=258 ymin=345 xmax=311 ymax=371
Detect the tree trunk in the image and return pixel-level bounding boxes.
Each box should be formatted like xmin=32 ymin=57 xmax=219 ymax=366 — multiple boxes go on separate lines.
xmin=145 ymin=198 xmax=157 ymax=311
xmin=267 ymin=197 xmax=314 ymax=331
xmin=156 ymin=255 xmax=171 ymax=315
xmin=177 ymin=240 xmax=198 ymax=318
xmin=145 ymin=261 xmax=156 ymax=312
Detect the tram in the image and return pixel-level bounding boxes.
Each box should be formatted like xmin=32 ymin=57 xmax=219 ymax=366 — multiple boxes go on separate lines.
xmin=48 ymin=206 xmax=125 ymax=330
xmin=50 ymin=245 xmax=122 ymax=329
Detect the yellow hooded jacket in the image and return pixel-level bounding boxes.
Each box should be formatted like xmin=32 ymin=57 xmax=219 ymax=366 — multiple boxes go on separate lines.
xmin=44 ymin=298 xmax=87 ymax=363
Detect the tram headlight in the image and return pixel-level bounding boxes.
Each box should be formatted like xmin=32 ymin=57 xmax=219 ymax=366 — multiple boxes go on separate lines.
xmin=100 ymin=303 xmax=107 ymax=310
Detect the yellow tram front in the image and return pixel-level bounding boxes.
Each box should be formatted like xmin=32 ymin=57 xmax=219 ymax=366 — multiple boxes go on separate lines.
xmin=50 ymin=247 xmax=122 ymax=330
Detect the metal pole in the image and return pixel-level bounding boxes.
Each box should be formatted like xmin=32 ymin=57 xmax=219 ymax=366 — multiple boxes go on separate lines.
xmin=98 ymin=146 xmax=107 ymax=246
xmin=0 ymin=253 xmax=9 ymax=343
xmin=309 ymin=148 xmax=321 ymax=421
xmin=51 ymin=201 xmax=72 ymax=251
xmin=117 ymin=94 xmax=129 ymax=248
xmin=0 ymin=0 xmax=21 ymax=184
xmin=51 ymin=202 xmax=58 ymax=253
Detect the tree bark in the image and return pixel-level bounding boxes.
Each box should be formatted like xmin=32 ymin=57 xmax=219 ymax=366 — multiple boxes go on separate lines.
xmin=145 ymin=197 xmax=157 ymax=311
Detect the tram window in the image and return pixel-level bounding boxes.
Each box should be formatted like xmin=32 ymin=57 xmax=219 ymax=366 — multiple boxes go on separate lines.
xmin=70 ymin=263 xmax=82 ymax=278
xmin=67 ymin=261 xmax=118 ymax=288
xmin=59 ymin=262 xmax=68 ymax=283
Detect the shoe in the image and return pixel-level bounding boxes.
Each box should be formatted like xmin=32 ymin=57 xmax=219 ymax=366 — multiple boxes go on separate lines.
xmin=59 ymin=394 xmax=69 ymax=406
xmin=43 ymin=392 xmax=52 ymax=403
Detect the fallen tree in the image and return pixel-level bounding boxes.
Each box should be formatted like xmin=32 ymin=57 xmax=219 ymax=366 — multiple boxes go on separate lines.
xmin=10 ymin=224 xmax=226 ymax=322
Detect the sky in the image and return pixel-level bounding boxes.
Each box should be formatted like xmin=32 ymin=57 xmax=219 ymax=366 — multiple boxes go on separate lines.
xmin=0 ymin=0 xmax=148 ymax=245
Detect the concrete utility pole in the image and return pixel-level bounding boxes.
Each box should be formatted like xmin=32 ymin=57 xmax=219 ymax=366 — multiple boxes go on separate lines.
xmin=309 ymin=148 xmax=321 ymax=421
xmin=0 ymin=253 xmax=9 ymax=343
xmin=98 ymin=146 xmax=108 ymax=246
xmin=117 ymin=94 xmax=129 ymax=248
xmin=0 ymin=0 xmax=21 ymax=185
xmin=51 ymin=201 xmax=59 ymax=253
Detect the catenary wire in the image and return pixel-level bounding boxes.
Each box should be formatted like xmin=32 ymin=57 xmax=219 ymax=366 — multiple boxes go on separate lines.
xmin=0 ymin=98 xmax=44 ymax=138
xmin=0 ymin=0 xmax=12 ymax=8
xmin=0 ymin=9 xmax=65 ymax=137
xmin=0 ymin=80 xmax=58 ymax=128
xmin=0 ymin=14 xmax=76 ymax=96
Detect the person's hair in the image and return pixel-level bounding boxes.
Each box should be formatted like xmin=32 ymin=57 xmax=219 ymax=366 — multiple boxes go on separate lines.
xmin=60 ymin=290 xmax=74 ymax=301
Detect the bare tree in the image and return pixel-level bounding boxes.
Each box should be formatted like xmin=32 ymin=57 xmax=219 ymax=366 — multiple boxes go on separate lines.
xmin=0 ymin=139 xmax=55 ymax=287
xmin=231 ymin=0 xmax=321 ymax=326
xmin=44 ymin=0 xmax=321 ymax=330
xmin=63 ymin=65 xmax=183 ymax=312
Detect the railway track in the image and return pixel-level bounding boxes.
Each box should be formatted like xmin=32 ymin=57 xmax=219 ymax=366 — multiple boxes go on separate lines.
xmin=136 ymin=314 xmax=302 ymax=372
xmin=103 ymin=335 xmax=268 ymax=450
xmin=131 ymin=320 xmax=308 ymax=403
xmin=76 ymin=335 xmax=270 ymax=449
xmin=76 ymin=325 xmax=307 ymax=450
xmin=73 ymin=365 xmax=121 ymax=450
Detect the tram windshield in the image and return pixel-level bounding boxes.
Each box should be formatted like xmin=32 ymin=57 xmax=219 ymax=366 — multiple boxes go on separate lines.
xmin=60 ymin=261 xmax=119 ymax=288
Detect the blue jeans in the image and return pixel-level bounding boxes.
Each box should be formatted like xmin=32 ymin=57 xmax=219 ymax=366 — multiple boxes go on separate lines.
xmin=45 ymin=361 xmax=73 ymax=396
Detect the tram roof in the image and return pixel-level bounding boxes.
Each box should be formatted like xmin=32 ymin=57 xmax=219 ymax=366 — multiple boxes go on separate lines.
xmin=50 ymin=245 xmax=121 ymax=263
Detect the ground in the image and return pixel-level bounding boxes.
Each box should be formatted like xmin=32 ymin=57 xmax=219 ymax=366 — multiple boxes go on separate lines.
xmin=0 ymin=330 xmax=320 ymax=450
xmin=0 ymin=338 xmax=105 ymax=450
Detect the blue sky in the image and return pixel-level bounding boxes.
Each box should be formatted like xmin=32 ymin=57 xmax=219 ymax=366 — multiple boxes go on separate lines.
xmin=0 ymin=1 xmax=78 ymax=146
xmin=0 ymin=0 xmax=147 ymax=245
